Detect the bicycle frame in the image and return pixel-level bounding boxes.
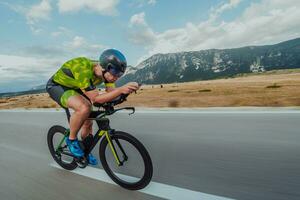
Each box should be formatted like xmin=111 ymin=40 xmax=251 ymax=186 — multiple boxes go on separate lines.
xmin=56 ymin=109 xmax=128 ymax=166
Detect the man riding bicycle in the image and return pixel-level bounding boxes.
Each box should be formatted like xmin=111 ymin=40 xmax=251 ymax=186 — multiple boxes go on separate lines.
xmin=46 ymin=49 xmax=139 ymax=165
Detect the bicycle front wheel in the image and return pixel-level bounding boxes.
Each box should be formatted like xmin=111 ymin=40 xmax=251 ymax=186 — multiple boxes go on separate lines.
xmin=99 ymin=131 xmax=153 ymax=190
xmin=47 ymin=125 xmax=77 ymax=170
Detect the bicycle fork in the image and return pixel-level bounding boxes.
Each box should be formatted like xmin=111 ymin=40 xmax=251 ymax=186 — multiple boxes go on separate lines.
xmin=99 ymin=130 xmax=128 ymax=166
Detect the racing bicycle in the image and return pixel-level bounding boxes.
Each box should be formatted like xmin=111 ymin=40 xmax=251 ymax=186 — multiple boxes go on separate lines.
xmin=47 ymin=94 xmax=153 ymax=190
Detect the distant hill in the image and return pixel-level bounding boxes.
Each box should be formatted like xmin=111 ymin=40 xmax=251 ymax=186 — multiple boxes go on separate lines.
xmin=0 ymin=88 xmax=46 ymax=98
xmin=1 ymin=38 xmax=300 ymax=98
xmin=30 ymin=84 xmax=47 ymax=90
xmin=118 ymin=38 xmax=300 ymax=84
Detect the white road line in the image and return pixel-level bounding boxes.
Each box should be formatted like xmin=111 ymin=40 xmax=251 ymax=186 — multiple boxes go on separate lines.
xmin=50 ymin=163 xmax=234 ymax=200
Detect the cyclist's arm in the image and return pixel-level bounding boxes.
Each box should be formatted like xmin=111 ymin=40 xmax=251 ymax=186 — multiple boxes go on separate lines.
xmin=106 ymin=87 xmax=115 ymax=92
xmin=83 ymin=88 xmax=122 ymax=104
xmin=105 ymin=82 xmax=116 ymax=92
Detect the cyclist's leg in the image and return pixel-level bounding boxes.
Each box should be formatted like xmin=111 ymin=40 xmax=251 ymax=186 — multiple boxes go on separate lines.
xmin=71 ymin=103 xmax=97 ymax=164
xmin=66 ymin=95 xmax=92 ymax=140
xmin=74 ymin=89 xmax=93 ymax=140
xmin=46 ymin=78 xmax=91 ymax=157
xmin=81 ymin=120 xmax=93 ymax=139
xmin=46 ymin=76 xmax=67 ymax=107
xmin=81 ymin=119 xmax=97 ymax=165
xmin=46 ymin=77 xmax=92 ymax=140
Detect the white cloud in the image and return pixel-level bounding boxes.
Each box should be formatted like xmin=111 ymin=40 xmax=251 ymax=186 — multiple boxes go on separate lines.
xmin=215 ymin=0 xmax=241 ymax=15
xmin=26 ymin=0 xmax=52 ymax=25
xmin=68 ymin=36 xmax=86 ymax=48
xmin=148 ymin=0 xmax=156 ymax=5
xmin=0 ymin=2 xmax=26 ymax=14
xmin=51 ymin=32 xmax=61 ymax=37
xmin=51 ymin=26 xmax=72 ymax=37
xmin=0 ymin=54 xmax=68 ymax=92
xmin=2 ymin=0 xmax=52 ymax=34
xmin=129 ymin=0 xmax=300 ymax=65
xmin=130 ymin=0 xmax=156 ymax=8
xmin=8 ymin=35 xmax=106 ymax=62
xmin=0 ymin=54 xmax=59 ymax=85
xmin=64 ymin=36 xmax=106 ymax=57
xmin=209 ymin=0 xmax=241 ymax=21
xmin=29 ymin=26 xmax=43 ymax=35
xmin=0 ymin=35 xmax=107 ymax=92
xmin=130 ymin=12 xmax=147 ymax=26
xmin=57 ymin=0 xmax=119 ymax=16
xmin=19 ymin=45 xmax=67 ymax=58
xmin=128 ymin=12 xmax=156 ymax=46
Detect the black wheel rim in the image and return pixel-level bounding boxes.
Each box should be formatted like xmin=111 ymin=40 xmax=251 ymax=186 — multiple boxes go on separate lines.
xmin=50 ymin=129 xmax=76 ymax=166
xmin=105 ymin=137 xmax=146 ymax=184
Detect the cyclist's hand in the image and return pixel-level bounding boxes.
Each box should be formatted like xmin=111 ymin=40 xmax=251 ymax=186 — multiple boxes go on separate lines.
xmin=120 ymin=82 xmax=139 ymax=94
xmin=127 ymin=82 xmax=140 ymax=89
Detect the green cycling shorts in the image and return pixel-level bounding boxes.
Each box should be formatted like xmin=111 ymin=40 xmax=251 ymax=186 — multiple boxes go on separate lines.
xmin=46 ymin=76 xmax=90 ymax=108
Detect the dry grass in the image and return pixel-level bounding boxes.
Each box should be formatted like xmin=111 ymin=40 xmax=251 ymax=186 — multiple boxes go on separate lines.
xmin=120 ymin=71 xmax=300 ymax=107
xmin=0 ymin=93 xmax=60 ymax=109
xmin=1 ymin=70 xmax=300 ymax=109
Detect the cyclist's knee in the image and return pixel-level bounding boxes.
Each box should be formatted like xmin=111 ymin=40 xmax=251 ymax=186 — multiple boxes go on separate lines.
xmin=67 ymin=95 xmax=91 ymax=115
xmin=82 ymin=120 xmax=93 ymax=128
xmin=78 ymin=102 xmax=91 ymax=116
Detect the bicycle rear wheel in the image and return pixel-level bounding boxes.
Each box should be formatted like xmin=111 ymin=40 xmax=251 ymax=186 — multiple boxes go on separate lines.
xmin=99 ymin=131 xmax=153 ymax=190
xmin=47 ymin=125 xmax=77 ymax=170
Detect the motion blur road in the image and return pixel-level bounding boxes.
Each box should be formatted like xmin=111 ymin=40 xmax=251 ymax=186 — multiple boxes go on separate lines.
xmin=0 ymin=108 xmax=299 ymax=200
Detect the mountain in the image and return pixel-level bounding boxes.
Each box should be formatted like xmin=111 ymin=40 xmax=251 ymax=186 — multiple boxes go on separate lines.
xmin=30 ymin=84 xmax=47 ymax=90
xmin=118 ymin=38 xmax=300 ymax=85
xmin=0 ymin=88 xmax=46 ymax=98
xmin=2 ymin=38 xmax=299 ymax=97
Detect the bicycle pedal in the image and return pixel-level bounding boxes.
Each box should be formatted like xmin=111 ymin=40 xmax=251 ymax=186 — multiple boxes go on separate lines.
xmin=75 ymin=157 xmax=88 ymax=168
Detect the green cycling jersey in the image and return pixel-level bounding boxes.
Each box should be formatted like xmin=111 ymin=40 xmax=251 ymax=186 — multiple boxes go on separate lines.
xmin=53 ymin=57 xmax=115 ymax=90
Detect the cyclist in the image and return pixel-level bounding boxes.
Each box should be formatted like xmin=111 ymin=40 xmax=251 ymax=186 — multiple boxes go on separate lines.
xmin=46 ymin=49 xmax=139 ymax=165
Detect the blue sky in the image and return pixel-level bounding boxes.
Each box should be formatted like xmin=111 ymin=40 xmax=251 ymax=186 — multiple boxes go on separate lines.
xmin=0 ymin=0 xmax=299 ymax=92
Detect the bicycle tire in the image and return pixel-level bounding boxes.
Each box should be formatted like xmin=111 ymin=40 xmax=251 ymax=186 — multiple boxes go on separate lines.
xmin=99 ymin=131 xmax=153 ymax=190
xmin=47 ymin=125 xmax=77 ymax=170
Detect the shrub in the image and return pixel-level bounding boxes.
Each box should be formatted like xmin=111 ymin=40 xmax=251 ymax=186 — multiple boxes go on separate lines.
xmin=199 ymin=89 xmax=212 ymax=92
xmin=40 ymin=105 xmax=51 ymax=108
xmin=168 ymin=100 xmax=179 ymax=107
xmin=0 ymin=99 xmax=7 ymax=104
xmin=168 ymin=89 xmax=179 ymax=92
xmin=266 ymin=83 xmax=281 ymax=89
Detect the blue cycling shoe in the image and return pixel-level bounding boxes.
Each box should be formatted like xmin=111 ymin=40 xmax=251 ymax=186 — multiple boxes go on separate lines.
xmin=87 ymin=153 xmax=98 ymax=165
xmin=65 ymin=138 xmax=84 ymax=158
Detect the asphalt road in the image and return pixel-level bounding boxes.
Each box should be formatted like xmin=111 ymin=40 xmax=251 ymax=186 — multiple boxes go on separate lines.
xmin=0 ymin=108 xmax=299 ymax=200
